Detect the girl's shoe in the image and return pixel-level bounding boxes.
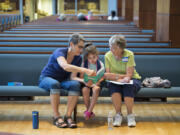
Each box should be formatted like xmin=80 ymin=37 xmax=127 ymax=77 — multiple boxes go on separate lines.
xmin=84 ymin=111 xmax=91 ymax=120
xmin=84 ymin=110 xmax=95 ymax=120
xmin=90 ymin=112 xmax=95 ymax=119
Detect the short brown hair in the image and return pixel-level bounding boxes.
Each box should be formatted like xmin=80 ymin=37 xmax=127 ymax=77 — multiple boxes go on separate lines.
xmin=83 ymin=42 xmax=99 ymax=61
xmin=69 ymin=33 xmax=85 ymax=46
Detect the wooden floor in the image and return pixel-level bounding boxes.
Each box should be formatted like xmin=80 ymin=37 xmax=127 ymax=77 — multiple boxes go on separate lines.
xmin=0 ymin=97 xmax=180 ymax=135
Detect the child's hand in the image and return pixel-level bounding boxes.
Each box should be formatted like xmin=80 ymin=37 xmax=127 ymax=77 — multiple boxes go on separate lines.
xmin=96 ymin=76 xmax=105 ymax=86
xmin=101 ymin=75 xmax=105 ymax=80
xmin=96 ymin=82 xmax=100 ymax=86
xmin=86 ymin=80 xmax=93 ymax=87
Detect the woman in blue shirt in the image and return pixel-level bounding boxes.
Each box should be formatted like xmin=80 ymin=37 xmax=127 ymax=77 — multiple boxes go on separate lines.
xmin=39 ymin=34 xmax=95 ymax=128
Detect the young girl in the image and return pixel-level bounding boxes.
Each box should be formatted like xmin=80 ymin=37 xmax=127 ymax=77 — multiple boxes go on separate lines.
xmin=81 ymin=43 xmax=105 ymax=120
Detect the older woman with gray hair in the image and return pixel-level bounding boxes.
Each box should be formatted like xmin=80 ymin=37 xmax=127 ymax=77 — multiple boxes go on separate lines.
xmin=104 ymin=35 xmax=141 ymax=127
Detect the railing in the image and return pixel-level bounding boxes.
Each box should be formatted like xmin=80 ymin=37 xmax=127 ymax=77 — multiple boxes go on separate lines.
xmin=0 ymin=14 xmax=21 ymax=32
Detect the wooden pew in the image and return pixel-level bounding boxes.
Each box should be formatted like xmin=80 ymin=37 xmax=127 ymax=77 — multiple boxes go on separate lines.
xmin=0 ymin=41 xmax=170 ymax=48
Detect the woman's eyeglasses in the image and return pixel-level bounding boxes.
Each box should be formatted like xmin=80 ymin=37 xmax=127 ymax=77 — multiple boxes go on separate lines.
xmin=78 ymin=45 xmax=84 ymax=49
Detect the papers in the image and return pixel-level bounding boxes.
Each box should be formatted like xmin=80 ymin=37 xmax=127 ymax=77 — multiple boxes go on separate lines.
xmin=107 ymin=80 xmax=133 ymax=85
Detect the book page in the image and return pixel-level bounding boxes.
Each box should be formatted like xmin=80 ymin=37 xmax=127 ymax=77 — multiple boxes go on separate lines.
xmin=107 ymin=80 xmax=134 ymax=85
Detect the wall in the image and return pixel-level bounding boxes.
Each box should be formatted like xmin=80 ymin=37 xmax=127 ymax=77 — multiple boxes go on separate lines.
xmin=133 ymin=0 xmax=139 ymax=26
xmin=37 ymin=0 xmax=52 ymax=16
xmin=24 ymin=0 xmax=35 ymax=21
xmin=108 ymin=0 xmax=117 ymax=15
xmin=125 ymin=0 xmax=133 ymax=21
xmin=117 ymin=0 xmax=122 ymax=16
xmin=58 ymin=0 xmax=64 ymax=14
xmin=121 ymin=0 xmax=125 ymax=18
xmin=139 ymin=0 xmax=157 ymax=30
xmin=156 ymin=0 xmax=170 ymax=41
xmin=100 ymin=0 xmax=108 ymax=15
xmin=169 ymin=0 xmax=180 ymax=47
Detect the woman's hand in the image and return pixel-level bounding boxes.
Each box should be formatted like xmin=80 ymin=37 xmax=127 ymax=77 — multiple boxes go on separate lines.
xmin=121 ymin=77 xmax=130 ymax=83
xmin=85 ymin=69 xmax=96 ymax=76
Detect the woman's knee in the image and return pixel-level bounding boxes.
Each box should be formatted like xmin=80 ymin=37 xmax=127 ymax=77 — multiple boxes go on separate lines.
xmin=48 ymin=81 xmax=61 ymax=95
xmin=123 ymin=81 xmax=141 ymax=97
xmin=68 ymin=81 xmax=81 ymax=96
xmin=50 ymin=81 xmax=61 ymax=89
xmin=39 ymin=77 xmax=61 ymax=93
xmin=69 ymin=81 xmax=81 ymax=91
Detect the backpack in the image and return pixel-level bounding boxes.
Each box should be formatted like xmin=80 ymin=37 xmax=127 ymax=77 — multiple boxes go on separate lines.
xmin=142 ymin=77 xmax=171 ymax=88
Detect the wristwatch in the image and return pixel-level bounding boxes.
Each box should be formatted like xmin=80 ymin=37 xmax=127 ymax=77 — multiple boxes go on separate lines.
xmin=115 ymin=74 xmax=119 ymax=80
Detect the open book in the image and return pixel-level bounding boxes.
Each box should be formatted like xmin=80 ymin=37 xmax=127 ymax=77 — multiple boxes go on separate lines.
xmin=107 ymin=80 xmax=133 ymax=85
xmin=84 ymin=68 xmax=105 ymax=84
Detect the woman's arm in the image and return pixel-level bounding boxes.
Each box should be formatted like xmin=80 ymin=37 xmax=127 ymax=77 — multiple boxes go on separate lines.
xmin=71 ymin=72 xmax=84 ymax=83
xmin=72 ymin=72 xmax=94 ymax=87
xmin=104 ymin=68 xmax=126 ymax=81
xmin=105 ymin=67 xmax=134 ymax=82
xmin=120 ymin=66 xmax=134 ymax=83
xmin=57 ymin=56 xmax=96 ymax=76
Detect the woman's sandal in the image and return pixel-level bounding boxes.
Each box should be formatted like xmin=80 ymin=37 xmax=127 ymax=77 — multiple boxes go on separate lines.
xmin=64 ymin=116 xmax=77 ymax=128
xmin=52 ymin=116 xmax=67 ymax=128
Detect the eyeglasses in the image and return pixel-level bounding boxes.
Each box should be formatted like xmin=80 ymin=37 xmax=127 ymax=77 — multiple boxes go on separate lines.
xmin=77 ymin=45 xmax=84 ymax=49
xmin=109 ymin=45 xmax=116 ymax=51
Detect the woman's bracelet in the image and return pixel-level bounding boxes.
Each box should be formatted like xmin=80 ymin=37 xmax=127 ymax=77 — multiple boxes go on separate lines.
xmin=115 ymin=74 xmax=119 ymax=80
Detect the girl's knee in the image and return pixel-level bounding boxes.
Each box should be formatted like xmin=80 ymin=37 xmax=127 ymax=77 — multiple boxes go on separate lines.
xmin=83 ymin=87 xmax=90 ymax=92
xmin=92 ymin=86 xmax=100 ymax=93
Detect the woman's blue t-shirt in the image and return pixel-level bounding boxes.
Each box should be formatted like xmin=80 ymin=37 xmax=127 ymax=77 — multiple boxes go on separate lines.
xmin=41 ymin=48 xmax=82 ymax=82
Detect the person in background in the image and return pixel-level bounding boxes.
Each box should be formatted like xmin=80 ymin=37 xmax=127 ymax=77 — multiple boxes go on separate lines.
xmin=57 ymin=14 xmax=66 ymax=21
xmin=108 ymin=10 xmax=119 ymax=21
xmin=77 ymin=13 xmax=87 ymax=21
xmin=87 ymin=11 xmax=93 ymax=20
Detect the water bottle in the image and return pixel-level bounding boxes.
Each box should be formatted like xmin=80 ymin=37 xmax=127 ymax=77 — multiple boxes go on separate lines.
xmin=32 ymin=111 xmax=39 ymax=129
xmin=108 ymin=111 xmax=113 ymax=130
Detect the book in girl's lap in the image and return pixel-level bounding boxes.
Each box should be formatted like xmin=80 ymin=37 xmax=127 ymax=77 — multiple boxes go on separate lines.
xmin=80 ymin=43 xmax=105 ymax=120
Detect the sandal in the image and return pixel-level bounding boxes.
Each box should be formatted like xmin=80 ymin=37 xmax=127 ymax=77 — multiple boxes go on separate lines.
xmin=64 ymin=116 xmax=77 ymax=128
xmin=52 ymin=116 xmax=67 ymax=128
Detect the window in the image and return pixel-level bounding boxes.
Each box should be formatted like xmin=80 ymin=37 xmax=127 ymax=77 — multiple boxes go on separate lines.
xmin=0 ymin=0 xmax=20 ymax=14
xmin=58 ymin=0 xmax=76 ymax=15
xmin=58 ymin=0 xmax=108 ymax=15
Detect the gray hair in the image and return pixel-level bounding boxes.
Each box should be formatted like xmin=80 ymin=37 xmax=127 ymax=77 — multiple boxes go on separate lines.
xmin=109 ymin=35 xmax=126 ymax=49
xmin=69 ymin=33 xmax=85 ymax=46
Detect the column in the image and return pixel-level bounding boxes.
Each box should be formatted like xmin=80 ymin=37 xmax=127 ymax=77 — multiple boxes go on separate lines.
xmin=19 ymin=0 xmax=23 ymax=24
